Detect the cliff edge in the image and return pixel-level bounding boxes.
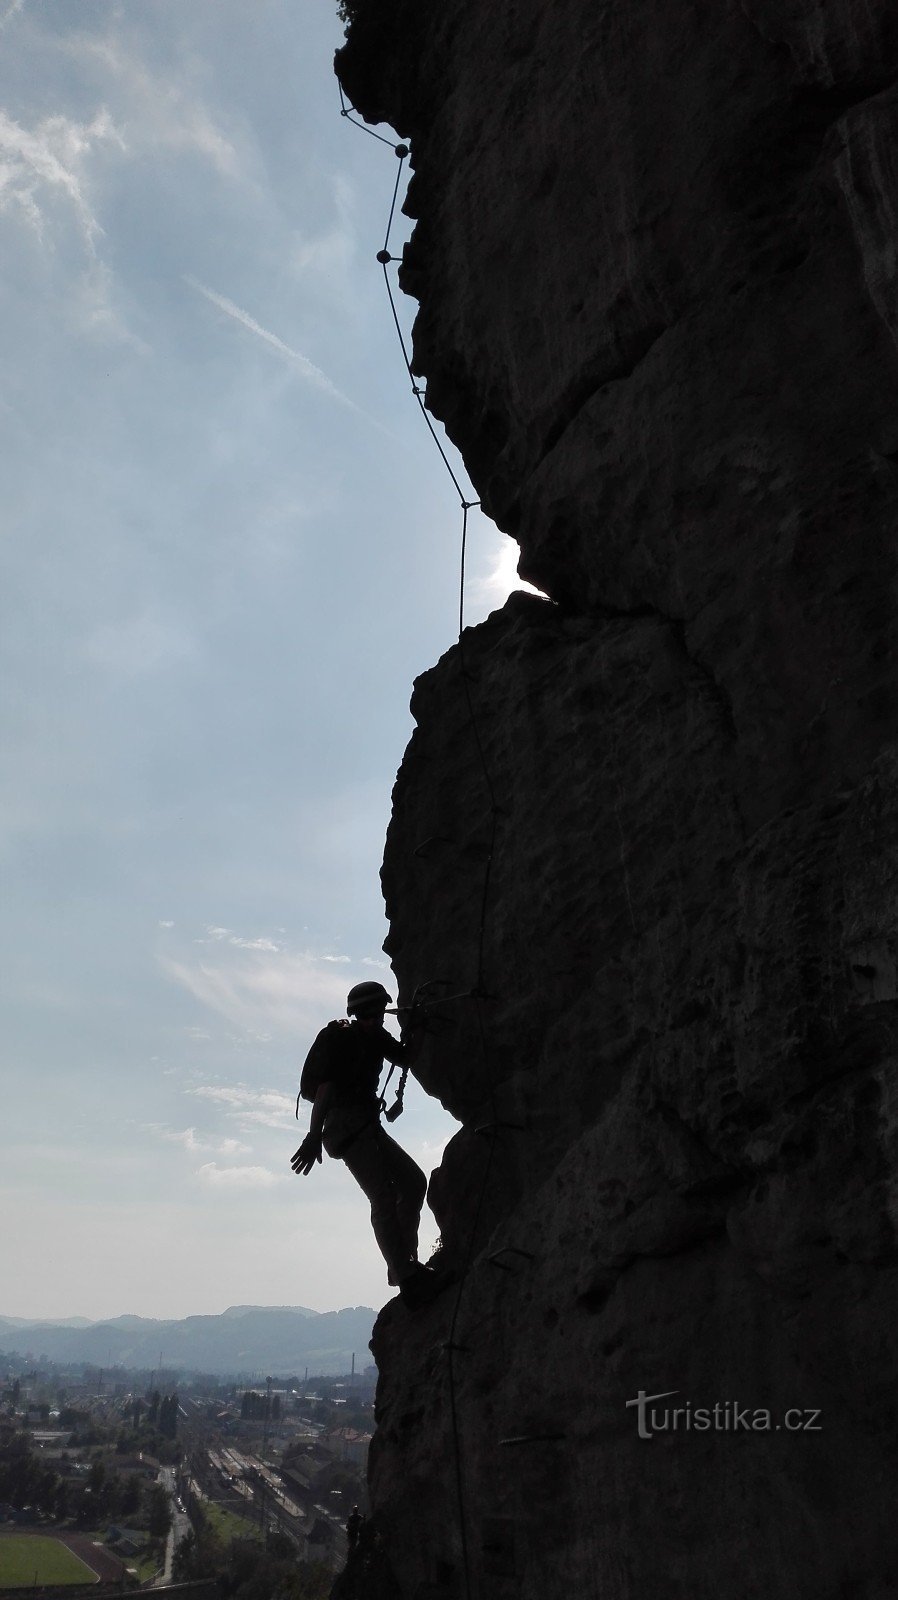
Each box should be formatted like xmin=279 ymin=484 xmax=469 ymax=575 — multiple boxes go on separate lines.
xmin=336 ymin=2 xmax=898 ymax=1595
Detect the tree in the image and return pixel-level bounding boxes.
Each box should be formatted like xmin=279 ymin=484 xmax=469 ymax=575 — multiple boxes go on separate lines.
xmin=172 ymin=1530 xmax=200 ymax=1582
xmin=120 ymin=1474 xmax=141 ymax=1516
xmin=159 ymin=1395 xmax=178 ymax=1439
xmin=147 ymin=1483 xmax=172 ymax=1540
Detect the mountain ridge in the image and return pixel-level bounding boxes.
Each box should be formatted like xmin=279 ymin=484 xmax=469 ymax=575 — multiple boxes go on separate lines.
xmin=0 ymin=1304 xmax=376 ymax=1375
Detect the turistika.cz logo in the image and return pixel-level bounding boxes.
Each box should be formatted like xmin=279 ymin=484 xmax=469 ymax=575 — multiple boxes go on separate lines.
xmin=626 ymin=1389 xmax=823 ymax=1440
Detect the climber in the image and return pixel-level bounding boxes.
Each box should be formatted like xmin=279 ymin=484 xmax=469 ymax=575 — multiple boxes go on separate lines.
xmin=346 ymin=1506 xmax=363 ymax=1549
xmin=291 ymin=980 xmax=449 ymax=1308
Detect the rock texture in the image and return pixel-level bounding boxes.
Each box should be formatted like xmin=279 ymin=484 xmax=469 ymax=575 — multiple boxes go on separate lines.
xmin=336 ymin=3 xmax=898 ymax=1596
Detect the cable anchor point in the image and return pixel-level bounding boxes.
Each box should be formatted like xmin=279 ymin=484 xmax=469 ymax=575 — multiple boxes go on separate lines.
xmin=394 ymin=143 xmax=409 ymax=158
xmin=376 ymin=249 xmax=395 ymax=265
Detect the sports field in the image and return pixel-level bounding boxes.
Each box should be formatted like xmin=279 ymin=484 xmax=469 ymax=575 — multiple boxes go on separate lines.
xmin=0 ymin=1534 xmax=99 ymax=1587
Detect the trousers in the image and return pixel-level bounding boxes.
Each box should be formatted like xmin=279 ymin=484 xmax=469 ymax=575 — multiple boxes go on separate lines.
xmin=324 ymin=1105 xmax=427 ymax=1283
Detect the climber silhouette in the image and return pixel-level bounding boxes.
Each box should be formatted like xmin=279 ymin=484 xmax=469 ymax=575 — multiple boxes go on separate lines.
xmin=291 ymin=980 xmax=450 ymax=1308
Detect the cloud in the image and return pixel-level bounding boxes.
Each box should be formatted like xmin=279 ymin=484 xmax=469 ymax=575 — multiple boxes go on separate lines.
xmin=217 ymin=1137 xmax=249 ymax=1157
xmin=184 ymin=276 xmax=363 ymax=416
xmin=196 ymin=928 xmax=281 ymax=953
xmin=0 ymin=105 xmax=121 ymax=246
xmin=159 ymin=945 xmax=355 ymax=1037
xmin=0 ymin=0 xmax=26 ymax=32
xmin=416 ymin=1134 xmax=453 ymax=1167
xmin=0 ymin=35 xmax=246 ymax=350
xmin=476 ymin=534 xmax=547 ymax=609
xmin=187 ymin=1084 xmax=295 ymax=1131
xmin=195 ymin=1162 xmax=282 ymax=1189
xmin=70 ymin=37 xmax=242 ymax=180
xmin=290 ymin=175 xmax=356 ymax=300
xmin=0 ymin=100 xmax=141 ymax=350
xmin=161 ymin=1126 xmax=251 ymax=1156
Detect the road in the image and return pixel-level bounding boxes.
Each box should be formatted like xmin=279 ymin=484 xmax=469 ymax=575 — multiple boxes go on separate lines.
xmin=158 ymin=1466 xmax=192 ymax=1585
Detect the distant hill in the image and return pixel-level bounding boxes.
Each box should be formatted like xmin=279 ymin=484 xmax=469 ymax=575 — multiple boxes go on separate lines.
xmin=0 ymin=1304 xmax=376 ymax=1376
xmin=0 ymin=1315 xmax=95 ymax=1329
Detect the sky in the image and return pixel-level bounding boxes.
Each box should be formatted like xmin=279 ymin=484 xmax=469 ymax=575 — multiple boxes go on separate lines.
xmin=0 ymin=0 xmax=530 ymax=1323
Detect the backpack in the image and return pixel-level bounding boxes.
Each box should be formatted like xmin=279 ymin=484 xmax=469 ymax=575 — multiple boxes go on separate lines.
xmin=297 ymin=1019 xmax=349 ymax=1106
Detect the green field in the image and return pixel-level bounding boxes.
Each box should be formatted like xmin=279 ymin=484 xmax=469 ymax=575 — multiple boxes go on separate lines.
xmin=203 ymin=1501 xmax=260 ymax=1544
xmin=0 ymin=1535 xmax=98 ymax=1587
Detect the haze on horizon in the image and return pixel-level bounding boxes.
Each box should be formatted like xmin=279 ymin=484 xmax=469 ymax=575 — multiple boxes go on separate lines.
xmin=0 ymin=0 xmax=529 ymax=1324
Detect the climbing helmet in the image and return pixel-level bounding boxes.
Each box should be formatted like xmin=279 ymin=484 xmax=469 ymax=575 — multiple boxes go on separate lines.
xmin=346 ymin=980 xmax=392 ymax=1019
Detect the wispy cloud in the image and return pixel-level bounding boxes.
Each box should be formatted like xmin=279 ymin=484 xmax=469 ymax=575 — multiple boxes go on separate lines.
xmin=187 ymin=1085 xmax=295 ymax=1131
xmin=194 ymin=927 xmax=281 ymax=953
xmin=159 ymin=944 xmax=356 ymax=1037
xmin=184 ymin=276 xmax=363 ymax=416
xmin=147 ymin=1124 xmax=252 ymax=1157
xmin=0 ymin=105 xmax=142 ymax=348
xmin=290 ymin=175 xmax=356 ymax=303
xmin=0 ymin=106 xmax=120 ymax=246
xmin=0 ymin=0 xmax=26 ymax=32
xmin=196 ymin=1162 xmax=282 ymax=1189
xmin=70 ymin=37 xmax=241 ymax=180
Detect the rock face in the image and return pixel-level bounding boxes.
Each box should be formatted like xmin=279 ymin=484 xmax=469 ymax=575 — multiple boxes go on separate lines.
xmin=336 ymin=3 xmax=898 ymax=1596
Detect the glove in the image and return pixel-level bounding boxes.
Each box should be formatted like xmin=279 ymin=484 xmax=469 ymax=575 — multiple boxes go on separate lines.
xmin=399 ymin=1003 xmax=427 ymax=1044
xmin=291 ymin=1134 xmax=322 ymax=1176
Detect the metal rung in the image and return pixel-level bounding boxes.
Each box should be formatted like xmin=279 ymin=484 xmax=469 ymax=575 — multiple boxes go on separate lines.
xmin=488 ymin=1247 xmax=535 ymax=1273
xmin=413 ymin=836 xmax=450 ymax=858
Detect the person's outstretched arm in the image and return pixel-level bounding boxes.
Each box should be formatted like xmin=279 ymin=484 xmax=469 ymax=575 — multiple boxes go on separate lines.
xmin=291 ymin=1081 xmax=333 ymax=1176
